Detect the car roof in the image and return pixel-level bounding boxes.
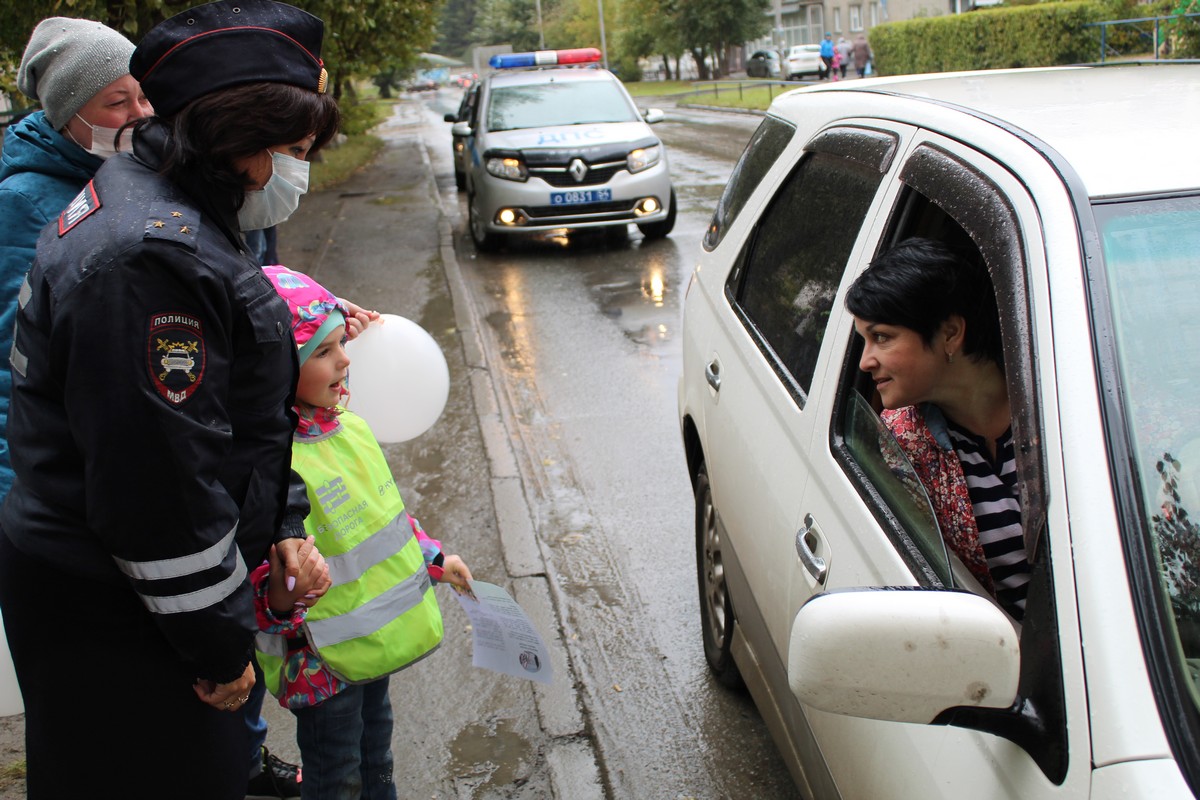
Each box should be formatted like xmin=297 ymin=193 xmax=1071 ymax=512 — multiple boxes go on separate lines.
xmin=485 ymin=66 xmax=618 ymax=88
xmin=771 ymin=64 xmax=1200 ymax=198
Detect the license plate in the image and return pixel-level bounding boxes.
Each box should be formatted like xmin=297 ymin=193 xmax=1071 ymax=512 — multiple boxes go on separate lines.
xmin=550 ymin=189 xmax=612 ymax=205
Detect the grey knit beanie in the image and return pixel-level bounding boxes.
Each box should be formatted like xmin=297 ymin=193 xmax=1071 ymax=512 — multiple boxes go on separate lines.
xmin=17 ymin=17 xmax=136 ymax=130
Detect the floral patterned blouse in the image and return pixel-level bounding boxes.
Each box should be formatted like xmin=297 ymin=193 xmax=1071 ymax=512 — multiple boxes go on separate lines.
xmin=883 ymin=404 xmax=995 ymax=595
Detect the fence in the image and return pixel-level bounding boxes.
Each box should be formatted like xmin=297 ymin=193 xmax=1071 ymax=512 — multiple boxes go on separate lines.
xmin=1085 ymin=12 xmax=1200 ymax=61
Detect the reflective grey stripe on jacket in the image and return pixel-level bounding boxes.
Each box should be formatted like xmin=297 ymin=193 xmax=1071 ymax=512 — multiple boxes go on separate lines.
xmin=324 ymin=513 xmax=414 ymax=587
xmin=112 ymin=525 xmax=247 ymax=614
xmin=305 ymin=568 xmax=432 ymax=649
xmin=256 ymin=631 xmax=286 ymax=660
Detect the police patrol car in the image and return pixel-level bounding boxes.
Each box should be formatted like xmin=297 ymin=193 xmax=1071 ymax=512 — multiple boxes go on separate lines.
xmin=450 ymin=48 xmax=675 ymax=251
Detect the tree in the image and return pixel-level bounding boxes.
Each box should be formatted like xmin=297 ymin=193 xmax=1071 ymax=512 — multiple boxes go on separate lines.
xmin=0 ymin=1 xmax=439 ymax=103
xmin=470 ymin=0 xmax=547 ymax=51
xmin=617 ymin=0 xmax=685 ymax=79
xmin=1 ymin=1 xmax=187 ymax=102
xmin=293 ymin=0 xmax=440 ymax=99
xmin=675 ymin=0 xmax=770 ymax=79
xmin=435 ymin=0 xmax=479 ymax=61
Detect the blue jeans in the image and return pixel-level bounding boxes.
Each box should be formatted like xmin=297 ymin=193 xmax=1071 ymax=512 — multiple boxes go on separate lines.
xmin=292 ymin=677 xmax=396 ymax=800
xmin=244 ymin=661 xmax=269 ymax=777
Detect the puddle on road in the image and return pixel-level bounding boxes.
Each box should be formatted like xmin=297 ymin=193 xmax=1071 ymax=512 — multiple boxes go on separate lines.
xmin=447 ymin=717 xmax=534 ymax=795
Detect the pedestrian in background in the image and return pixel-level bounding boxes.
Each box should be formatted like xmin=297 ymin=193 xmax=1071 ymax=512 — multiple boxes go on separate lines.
xmin=0 ymin=18 xmax=151 ymax=504
xmin=0 ymin=1 xmax=340 ymax=797
xmin=819 ymin=32 xmax=835 ymax=80
xmin=256 ymin=266 xmax=473 ymax=800
xmin=837 ymin=36 xmax=853 ymax=79
xmin=853 ymin=34 xmax=874 ymax=78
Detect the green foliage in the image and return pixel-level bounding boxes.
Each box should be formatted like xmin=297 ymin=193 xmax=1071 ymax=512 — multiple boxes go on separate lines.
xmin=292 ymin=0 xmax=440 ymax=98
xmin=870 ymin=1 xmax=1123 ymax=75
xmin=0 ymin=1 xmax=187 ymax=105
xmin=471 ymin=0 xmax=546 ymax=51
xmin=1165 ymin=0 xmax=1200 ymax=57
xmin=0 ymin=1 xmax=439 ymax=104
xmin=338 ymin=96 xmax=390 ymax=137
xmin=435 ymin=0 xmax=479 ymax=60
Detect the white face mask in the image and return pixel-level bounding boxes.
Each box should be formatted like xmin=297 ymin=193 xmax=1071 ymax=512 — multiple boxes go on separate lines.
xmin=238 ymin=151 xmax=311 ymax=232
xmin=71 ymin=114 xmax=133 ymax=160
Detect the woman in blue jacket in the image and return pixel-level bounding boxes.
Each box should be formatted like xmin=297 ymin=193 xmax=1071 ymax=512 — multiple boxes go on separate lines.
xmin=0 ymin=17 xmax=151 ymax=499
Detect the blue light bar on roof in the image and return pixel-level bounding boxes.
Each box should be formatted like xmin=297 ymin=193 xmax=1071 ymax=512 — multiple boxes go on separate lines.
xmin=489 ymin=48 xmax=603 ymax=69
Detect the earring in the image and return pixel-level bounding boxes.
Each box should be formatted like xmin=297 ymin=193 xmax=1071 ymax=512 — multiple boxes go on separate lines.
xmin=946 ymin=351 xmax=954 ymax=364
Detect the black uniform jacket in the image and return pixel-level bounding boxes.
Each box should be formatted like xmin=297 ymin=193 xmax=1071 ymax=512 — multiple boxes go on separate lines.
xmin=2 ymin=121 xmax=308 ymax=683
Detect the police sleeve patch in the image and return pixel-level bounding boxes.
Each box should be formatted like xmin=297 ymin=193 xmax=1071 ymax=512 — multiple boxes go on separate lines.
xmin=58 ymin=181 xmax=101 ymax=236
xmin=147 ymin=312 xmax=206 ymax=406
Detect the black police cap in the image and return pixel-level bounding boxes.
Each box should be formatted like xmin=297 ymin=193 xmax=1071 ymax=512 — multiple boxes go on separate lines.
xmin=131 ymin=0 xmax=327 ymax=119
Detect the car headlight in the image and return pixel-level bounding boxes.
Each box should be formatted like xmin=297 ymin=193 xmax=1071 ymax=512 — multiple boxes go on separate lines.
xmin=485 ymin=156 xmax=527 ymax=182
xmin=627 ymin=145 xmax=661 ymax=174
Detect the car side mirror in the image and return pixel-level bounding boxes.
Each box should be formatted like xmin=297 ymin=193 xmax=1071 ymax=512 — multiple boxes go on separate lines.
xmin=444 ymin=113 xmax=458 ymax=123
xmin=451 ymin=121 xmax=473 ymax=137
xmin=788 ymin=589 xmax=1019 ymax=723
xmin=642 ymin=108 xmax=665 ymax=124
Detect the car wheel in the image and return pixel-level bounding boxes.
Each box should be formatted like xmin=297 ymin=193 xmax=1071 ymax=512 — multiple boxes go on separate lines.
xmin=695 ymin=462 xmax=743 ymax=688
xmin=637 ymin=188 xmax=676 ymax=240
xmin=468 ymin=189 xmax=503 ymax=252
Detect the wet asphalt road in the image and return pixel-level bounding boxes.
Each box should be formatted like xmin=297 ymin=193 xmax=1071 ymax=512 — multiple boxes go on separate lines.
xmin=421 ymin=89 xmax=802 ymax=799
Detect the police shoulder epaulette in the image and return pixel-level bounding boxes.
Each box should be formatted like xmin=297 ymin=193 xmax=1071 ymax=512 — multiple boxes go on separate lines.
xmin=144 ymin=200 xmax=201 ymax=250
xmin=58 ymin=181 xmax=101 ymax=236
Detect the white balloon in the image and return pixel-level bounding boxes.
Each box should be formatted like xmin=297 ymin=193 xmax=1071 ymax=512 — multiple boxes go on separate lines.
xmin=344 ymin=314 xmax=450 ymax=443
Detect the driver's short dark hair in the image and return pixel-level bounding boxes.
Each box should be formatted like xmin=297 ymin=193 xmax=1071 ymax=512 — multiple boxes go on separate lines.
xmin=845 ymin=236 xmax=1004 ymax=369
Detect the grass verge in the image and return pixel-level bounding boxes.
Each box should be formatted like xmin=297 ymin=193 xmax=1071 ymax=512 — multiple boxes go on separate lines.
xmin=623 ymin=80 xmax=694 ymax=97
xmin=310 ymin=97 xmax=392 ymax=193
xmin=312 ymin=134 xmax=386 ymax=193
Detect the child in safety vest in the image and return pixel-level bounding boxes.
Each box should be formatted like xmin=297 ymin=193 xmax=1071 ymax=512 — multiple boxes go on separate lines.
xmin=253 ymin=265 xmax=472 ymax=800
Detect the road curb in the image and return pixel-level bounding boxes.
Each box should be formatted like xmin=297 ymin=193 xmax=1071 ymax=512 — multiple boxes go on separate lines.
xmin=417 ymin=134 xmax=604 ymax=800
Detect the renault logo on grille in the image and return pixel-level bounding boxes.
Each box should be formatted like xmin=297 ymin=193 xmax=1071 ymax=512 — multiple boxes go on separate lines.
xmin=568 ymin=158 xmax=589 ymax=183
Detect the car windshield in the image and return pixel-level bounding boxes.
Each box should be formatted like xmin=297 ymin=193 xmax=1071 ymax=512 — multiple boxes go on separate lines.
xmin=487 ymin=79 xmax=638 ymax=131
xmin=1094 ymin=193 xmax=1200 ymax=701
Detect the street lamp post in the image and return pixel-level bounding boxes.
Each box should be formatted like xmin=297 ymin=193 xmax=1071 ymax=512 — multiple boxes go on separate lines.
xmin=597 ymin=0 xmax=609 ymax=69
xmin=535 ymin=0 xmax=545 ymax=49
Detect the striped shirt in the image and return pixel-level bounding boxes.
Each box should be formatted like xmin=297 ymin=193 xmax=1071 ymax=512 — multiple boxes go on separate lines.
xmin=947 ymin=422 xmax=1030 ymax=620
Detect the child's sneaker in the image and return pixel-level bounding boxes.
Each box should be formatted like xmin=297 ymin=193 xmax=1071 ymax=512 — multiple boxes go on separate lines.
xmin=246 ymin=746 xmax=301 ymax=798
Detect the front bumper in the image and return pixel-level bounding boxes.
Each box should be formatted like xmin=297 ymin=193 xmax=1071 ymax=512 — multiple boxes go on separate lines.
xmin=472 ymin=159 xmax=673 ymax=233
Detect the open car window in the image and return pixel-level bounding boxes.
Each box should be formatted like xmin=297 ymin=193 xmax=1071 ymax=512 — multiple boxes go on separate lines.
xmin=841 ymin=390 xmax=954 ymax=587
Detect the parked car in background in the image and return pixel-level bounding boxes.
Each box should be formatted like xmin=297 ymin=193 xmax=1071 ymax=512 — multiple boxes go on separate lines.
xmin=453 ymin=48 xmax=675 ymax=251
xmin=678 ymin=64 xmax=1200 ymax=798
xmin=444 ymin=82 xmax=480 ymax=191
xmin=784 ymin=44 xmax=822 ymax=80
xmin=746 ymin=49 xmax=784 ymax=79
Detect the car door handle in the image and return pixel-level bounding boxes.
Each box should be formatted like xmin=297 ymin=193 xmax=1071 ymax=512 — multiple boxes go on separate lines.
xmin=795 ymin=514 xmax=827 ymax=585
xmin=705 ymin=359 xmax=721 ymax=391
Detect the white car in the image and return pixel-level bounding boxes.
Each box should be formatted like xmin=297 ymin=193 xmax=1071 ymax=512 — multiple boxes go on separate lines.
xmin=785 ymin=44 xmax=822 ymax=80
xmin=678 ymin=65 xmax=1200 ymax=798
xmin=454 ymin=48 xmax=675 ymax=251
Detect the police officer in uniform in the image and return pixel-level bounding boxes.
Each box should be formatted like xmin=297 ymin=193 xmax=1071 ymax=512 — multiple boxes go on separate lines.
xmin=0 ymin=2 xmax=340 ymax=798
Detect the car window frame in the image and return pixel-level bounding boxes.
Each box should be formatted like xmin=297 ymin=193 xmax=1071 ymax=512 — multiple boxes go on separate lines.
xmin=722 ymin=125 xmax=900 ymax=408
xmin=824 ymin=138 xmax=1069 ymax=783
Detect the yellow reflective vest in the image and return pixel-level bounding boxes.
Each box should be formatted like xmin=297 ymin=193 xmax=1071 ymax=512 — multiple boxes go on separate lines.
xmin=256 ymin=411 xmax=443 ymax=696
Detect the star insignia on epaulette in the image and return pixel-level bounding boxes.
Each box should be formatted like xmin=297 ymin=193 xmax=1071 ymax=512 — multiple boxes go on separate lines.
xmin=153 ymin=221 xmax=165 ymax=228
xmin=171 ymin=211 xmax=183 ymax=218
xmin=180 ymin=226 xmax=191 ymax=234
